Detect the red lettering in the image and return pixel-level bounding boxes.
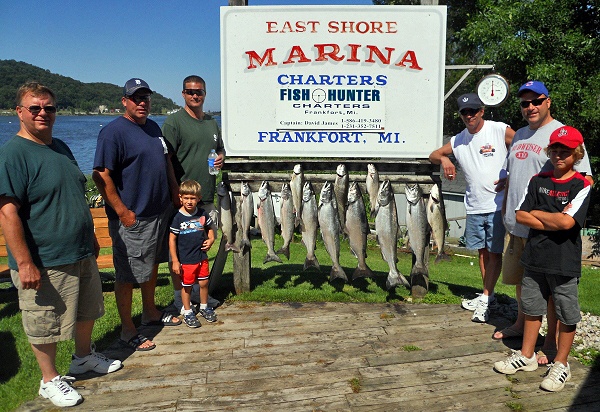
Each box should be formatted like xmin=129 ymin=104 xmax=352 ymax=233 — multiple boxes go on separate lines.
xmin=365 ymin=45 xmax=394 ymax=64
xmin=245 ymin=44 xmax=423 ymax=70
xmin=281 ymin=21 xmax=294 ymax=33
xmin=347 ymin=44 xmax=361 ymax=62
xmin=327 ymin=21 xmax=399 ymax=34
xmin=266 ymin=22 xmax=277 ymax=33
xmin=395 ymin=50 xmax=423 ymax=70
xmin=245 ymin=48 xmax=277 ymax=69
xmin=282 ymin=45 xmax=312 ymax=64
xmin=314 ymin=44 xmax=344 ymax=62
xmin=265 ymin=21 xmax=321 ymax=33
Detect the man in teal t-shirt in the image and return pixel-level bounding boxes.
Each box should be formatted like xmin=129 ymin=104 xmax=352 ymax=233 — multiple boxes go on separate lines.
xmin=0 ymin=82 xmax=121 ymax=408
xmin=162 ymin=75 xmax=225 ymax=314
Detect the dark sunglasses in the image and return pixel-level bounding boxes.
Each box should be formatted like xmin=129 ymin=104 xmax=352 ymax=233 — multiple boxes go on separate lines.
xmin=459 ymin=108 xmax=480 ymax=116
xmin=520 ymin=97 xmax=547 ymax=108
xmin=183 ymin=89 xmax=206 ymax=96
xmin=127 ymin=95 xmax=151 ymax=104
xmin=21 ymin=105 xmax=57 ymax=115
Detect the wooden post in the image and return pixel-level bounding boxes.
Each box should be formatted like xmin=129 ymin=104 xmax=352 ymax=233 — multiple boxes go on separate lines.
xmin=232 ymin=195 xmax=251 ymax=293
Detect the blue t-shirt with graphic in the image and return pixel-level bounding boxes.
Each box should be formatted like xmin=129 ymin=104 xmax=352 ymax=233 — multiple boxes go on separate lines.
xmin=170 ymin=207 xmax=213 ymax=264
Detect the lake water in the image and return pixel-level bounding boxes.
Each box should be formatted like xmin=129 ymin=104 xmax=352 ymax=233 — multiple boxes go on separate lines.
xmin=0 ymin=115 xmax=220 ymax=175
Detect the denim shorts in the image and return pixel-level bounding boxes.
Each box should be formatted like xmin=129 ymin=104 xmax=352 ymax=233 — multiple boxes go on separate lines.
xmin=109 ymin=206 xmax=171 ymax=284
xmin=521 ymin=269 xmax=581 ymax=325
xmin=12 ymin=256 xmax=104 ymax=344
xmin=465 ymin=211 xmax=505 ymax=253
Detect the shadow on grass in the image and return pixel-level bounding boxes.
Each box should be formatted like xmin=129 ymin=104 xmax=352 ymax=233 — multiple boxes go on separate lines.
xmin=209 ymin=260 xmax=414 ymax=304
xmin=0 ymin=332 xmax=19 ymax=383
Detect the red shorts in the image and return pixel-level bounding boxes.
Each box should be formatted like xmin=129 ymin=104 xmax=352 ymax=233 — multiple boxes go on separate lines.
xmin=180 ymin=260 xmax=210 ymax=286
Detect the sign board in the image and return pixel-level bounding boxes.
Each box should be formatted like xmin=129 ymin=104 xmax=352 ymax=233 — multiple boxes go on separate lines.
xmin=221 ymin=5 xmax=447 ymax=158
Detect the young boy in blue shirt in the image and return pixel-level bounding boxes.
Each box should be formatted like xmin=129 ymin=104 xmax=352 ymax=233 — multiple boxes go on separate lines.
xmin=493 ymin=126 xmax=591 ymax=391
xmin=169 ymin=180 xmax=217 ymax=328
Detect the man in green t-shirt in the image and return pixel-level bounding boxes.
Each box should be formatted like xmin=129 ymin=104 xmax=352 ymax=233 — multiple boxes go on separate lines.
xmin=162 ymin=75 xmax=225 ymax=316
xmin=0 ymin=83 xmax=121 ymax=408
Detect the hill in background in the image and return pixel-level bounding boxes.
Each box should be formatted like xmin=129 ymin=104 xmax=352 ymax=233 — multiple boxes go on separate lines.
xmin=0 ymin=60 xmax=180 ymax=114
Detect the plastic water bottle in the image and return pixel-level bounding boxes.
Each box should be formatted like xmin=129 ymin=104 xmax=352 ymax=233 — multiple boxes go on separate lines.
xmin=208 ymin=149 xmax=219 ymax=175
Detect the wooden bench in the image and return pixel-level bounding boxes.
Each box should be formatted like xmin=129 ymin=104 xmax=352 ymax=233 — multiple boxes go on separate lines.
xmin=0 ymin=208 xmax=114 ymax=280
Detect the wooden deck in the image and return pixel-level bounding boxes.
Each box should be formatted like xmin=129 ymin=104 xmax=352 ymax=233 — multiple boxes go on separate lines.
xmin=16 ymin=302 xmax=600 ymax=411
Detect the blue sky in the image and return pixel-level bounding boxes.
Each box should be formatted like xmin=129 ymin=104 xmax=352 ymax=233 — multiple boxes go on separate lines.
xmin=1 ymin=0 xmax=375 ymax=112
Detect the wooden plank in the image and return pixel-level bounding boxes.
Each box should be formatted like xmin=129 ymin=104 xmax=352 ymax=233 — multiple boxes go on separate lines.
xmin=90 ymin=208 xmax=108 ymax=218
xmin=15 ymin=302 xmax=598 ymax=412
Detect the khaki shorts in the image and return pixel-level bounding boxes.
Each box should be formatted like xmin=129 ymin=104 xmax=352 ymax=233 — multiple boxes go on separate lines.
xmin=11 ymin=255 xmax=104 ymax=345
xmin=501 ymin=233 xmax=527 ymax=285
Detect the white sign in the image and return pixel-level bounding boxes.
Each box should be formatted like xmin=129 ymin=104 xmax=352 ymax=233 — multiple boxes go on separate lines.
xmin=221 ymin=5 xmax=447 ymax=158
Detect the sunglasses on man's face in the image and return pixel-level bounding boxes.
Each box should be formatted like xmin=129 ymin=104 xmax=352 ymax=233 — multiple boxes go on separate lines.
xmin=127 ymin=95 xmax=151 ymax=104
xmin=520 ymin=97 xmax=547 ymax=108
xmin=459 ymin=108 xmax=480 ymax=116
xmin=21 ymin=105 xmax=57 ymax=115
xmin=183 ymin=89 xmax=206 ymax=96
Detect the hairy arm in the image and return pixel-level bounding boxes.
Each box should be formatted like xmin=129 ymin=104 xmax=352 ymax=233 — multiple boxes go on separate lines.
xmin=0 ymin=196 xmax=41 ymax=289
xmin=92 ymin=168 xmax=136 ymax=227
xmin=429 ymin=142 xmax=456 ymax=181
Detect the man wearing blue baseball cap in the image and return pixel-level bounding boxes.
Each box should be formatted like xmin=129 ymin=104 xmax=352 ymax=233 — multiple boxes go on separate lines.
xmin=497 ymin=80 xmax=594 ymax=362
xmin=93 ymin=78 xmax=182 ymax=352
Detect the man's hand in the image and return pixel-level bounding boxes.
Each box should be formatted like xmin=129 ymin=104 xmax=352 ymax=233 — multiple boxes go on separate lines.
xmin=18 ymin=263 xmax=42 ymax=290
xmin=214 ymin=153 xmax=225 ymax=170
xmin=494 ymin=177 xmax=507 ymax=192
xmin=118 ymin=209 xmax=137 ymax=227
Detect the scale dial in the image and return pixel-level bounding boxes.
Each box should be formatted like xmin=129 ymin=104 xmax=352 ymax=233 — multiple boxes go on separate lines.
xmin=477 ymin=73 xmax=510 ymax=107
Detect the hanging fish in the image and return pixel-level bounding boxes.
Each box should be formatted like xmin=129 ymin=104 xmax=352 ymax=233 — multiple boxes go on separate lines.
xmin=257 ymin=181 xmax=282 ymax=264
xmin=318 ymin=181 xmax=347 ymax=282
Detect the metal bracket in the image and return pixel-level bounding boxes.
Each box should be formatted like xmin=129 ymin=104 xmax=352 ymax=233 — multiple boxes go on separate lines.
xmin=444 ymin=64 xmax=494 ymax=101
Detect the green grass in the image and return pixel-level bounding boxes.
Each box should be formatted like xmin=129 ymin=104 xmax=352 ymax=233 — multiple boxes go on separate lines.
xmin=1 ymin=231 xmax=600 ymax=410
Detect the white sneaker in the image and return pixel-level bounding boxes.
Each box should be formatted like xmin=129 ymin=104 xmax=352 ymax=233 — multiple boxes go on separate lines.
xmin=471 ymin=299 xmax=490 ymax=323
xmin=68 ymin=344 xmax=122 ymax=374
xmin=180 ymin=304 xmax=199 ymax=316
xmin=494 ymin=350 xmax=538 ymax=375
xmin=540 ymin=361 xmax=571 ymax=392
xmin=39 ymin=375 xmax=82 ymax=407
xmin=461 ymin=294 xmax=496 ymax=311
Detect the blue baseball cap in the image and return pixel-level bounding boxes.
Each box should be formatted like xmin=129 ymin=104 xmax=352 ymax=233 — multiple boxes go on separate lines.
xmin=517 ymin=80 xmax=549 ymax=97
xmin=123 ymin=78 xmax=152 ymax=96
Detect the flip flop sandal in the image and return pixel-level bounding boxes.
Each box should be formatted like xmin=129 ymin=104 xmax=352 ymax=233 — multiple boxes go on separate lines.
xmin=492 ymin=326 xmax=523 ymax=340
xmin=121 ymin=333 xmax=156 ymax=351
xmin=141 ymin=311 xmax=181 ymax=326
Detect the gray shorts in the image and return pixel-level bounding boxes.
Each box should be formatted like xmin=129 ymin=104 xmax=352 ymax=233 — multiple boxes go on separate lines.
xmin=521 ymin=269 xmax=581 ymax=325
xmin=11 ymin=256 xmax=104 ymax=344
xmin=109 ymin=206 xmax=171 ymax=283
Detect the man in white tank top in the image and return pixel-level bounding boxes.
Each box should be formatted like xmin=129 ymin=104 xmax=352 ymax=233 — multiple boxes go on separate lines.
xmin=430 ymin=93 xmax=515 ymax=323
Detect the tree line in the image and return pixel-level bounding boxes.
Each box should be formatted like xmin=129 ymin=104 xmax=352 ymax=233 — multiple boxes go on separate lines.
xmin=0 ymin=60 xmax=180 ymax=114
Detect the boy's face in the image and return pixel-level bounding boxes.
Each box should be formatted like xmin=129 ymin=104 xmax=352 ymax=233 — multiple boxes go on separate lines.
xmin=180 ymin=193 xmax=200 ymax=213
xmin=548 ymin=144 xmax=575 ymax=174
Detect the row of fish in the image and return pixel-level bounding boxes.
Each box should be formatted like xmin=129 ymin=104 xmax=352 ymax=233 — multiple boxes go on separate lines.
xmin=216 ymin=163 xmax=450 ymax=294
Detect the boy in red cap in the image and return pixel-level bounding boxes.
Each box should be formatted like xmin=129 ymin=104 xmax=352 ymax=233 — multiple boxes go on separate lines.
xmin=493 ymin=126 xmax=591 ymax=392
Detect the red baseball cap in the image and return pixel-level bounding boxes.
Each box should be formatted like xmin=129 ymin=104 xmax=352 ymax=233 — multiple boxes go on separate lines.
xmin=549 ymin=126 xmax=584 ymax=149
